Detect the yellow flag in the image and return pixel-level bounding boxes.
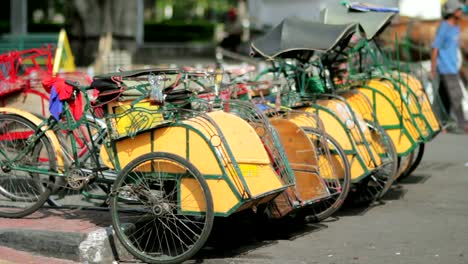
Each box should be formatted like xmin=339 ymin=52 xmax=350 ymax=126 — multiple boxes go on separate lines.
xmin=53 ymin=29 xmax=76 ymax=74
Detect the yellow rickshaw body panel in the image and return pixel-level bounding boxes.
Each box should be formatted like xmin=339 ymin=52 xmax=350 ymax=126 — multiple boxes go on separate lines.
xmin=389 ymin=78 xmax=431 ymax=138
xmin=397 ymin=72 xmax=441 ymax=133
xmin=285 ymin=111 xmax=347 ymax=181
xmin=100 ymin=110 xmax=284 ymax=214
xmin=298 ymin=103 xmax=380 ymax=181
xmin=346 ymin=83 xmax=419 ymax=155
xmin=270 ymin=118 xmax=329 ymax=202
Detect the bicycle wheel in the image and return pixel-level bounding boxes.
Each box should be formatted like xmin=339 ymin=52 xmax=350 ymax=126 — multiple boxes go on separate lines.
xmin=303 ymin=128 xmax=351 ymax=221
xmin=398 ymin=143 xmax=425 ymax=180
xmin=0 ymin=114 xmax=55 ymax=218
xmin=111 ymin=152 xmax=214 ymax=264
xmin=396 ymin=151 xmax=415 ymax=179
xmin=353 ymin=122 xmax=398 ymax=203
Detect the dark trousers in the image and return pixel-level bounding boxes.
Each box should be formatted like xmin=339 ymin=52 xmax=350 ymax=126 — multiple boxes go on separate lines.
xmin=439 ymin=74 xmax=466 ymax=127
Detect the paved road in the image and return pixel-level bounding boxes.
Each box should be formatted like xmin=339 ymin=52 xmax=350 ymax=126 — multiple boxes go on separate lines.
xmin=192 ymin=133 xmax=468 ymax=264
xmin=0 ymin=133 xmax=466 ymax=264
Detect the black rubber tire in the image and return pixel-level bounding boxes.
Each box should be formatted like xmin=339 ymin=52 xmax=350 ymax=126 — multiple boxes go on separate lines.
xmin=303 ymin=128 xmax=351 ymax=222
xmin=350 ymin=122 xmax=398 ymax=205
xmin=0 ymin=114 xmax=54 ymax=218
xmin=110 ymin=152 xmax=214 ymax=264
xmin=398 ymin=143 xmax=425 ymax=180
xmin=396 ymin=149 xmax=415 ymax=180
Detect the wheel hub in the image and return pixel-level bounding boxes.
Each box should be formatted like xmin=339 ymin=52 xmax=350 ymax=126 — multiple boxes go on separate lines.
xmin=152 ymin=203 xmax=171 ymax=216
xmin=67 ymin=168 xmax=90 ymax=190
xmin=1 ymin=165 xmax=11 ymax=173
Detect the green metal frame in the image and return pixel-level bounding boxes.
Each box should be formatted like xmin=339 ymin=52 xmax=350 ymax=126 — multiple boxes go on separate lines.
xmin=356 ymin=85 xmax=418 ymax=156
xmin=347 ymin=39 xmax=440 ymax=141
xmin=252 ymin=61 xmax=384 ymax=184
xmin=0 ymin=71 xmax=293 ymax=218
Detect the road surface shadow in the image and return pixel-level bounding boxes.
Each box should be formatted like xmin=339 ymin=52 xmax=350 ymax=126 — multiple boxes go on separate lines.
xmin=195 ymin=214 xmax=327 ymax=260
xmin=21 ymin=207 xmax=112 ymax=228
xmin=381 ymin=184 xmax=408 ymax=201
xmin=417 ymin=161 xmax=458 ymax=171
xmin=398 ymin=174 xmax=431 ymax=184
xmin=332 ymin=184 xmax=407 ymax=219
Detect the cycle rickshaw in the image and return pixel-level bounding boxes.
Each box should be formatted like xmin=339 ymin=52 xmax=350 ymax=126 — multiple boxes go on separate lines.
xmin=321 ymin=6 xmax=441 ymax=178
xmin=250 ymin=17 xmax=398 ymax=204
xmin=173 ymin=67 xmax=351 ymax=221
xmin=0 ymin=68 xmax=294 ymax=263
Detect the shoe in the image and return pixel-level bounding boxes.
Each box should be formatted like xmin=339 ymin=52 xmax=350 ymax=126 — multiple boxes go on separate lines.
xmin=446 ymin=125 xmax=465 ymax=134
xmin=448 ymin=125 xmax=468 ymax=134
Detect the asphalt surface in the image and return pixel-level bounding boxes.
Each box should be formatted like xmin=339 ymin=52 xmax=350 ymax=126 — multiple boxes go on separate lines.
xmin=191 ymin=133 xmax=468 ymax=264
xmin=0 ymin=133 xmax=467 ymax=264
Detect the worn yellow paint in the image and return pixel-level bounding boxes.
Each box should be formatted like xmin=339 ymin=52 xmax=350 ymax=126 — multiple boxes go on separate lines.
xmin=358 ymin=81 xmax=413 ymax=153
xmin=269 ymin=118 xmax=329 ymax=202
xmin=303 ymin=132 xmax=346 ymax=181
xmin=298 ymin=102 xmax=381 ymax=181
xmin=201 ymin=111 xmax=270 ymax=164
xmin=238 ymin=163 xmax=284 ymax=197
xmin=180 ymin=178 xmax=208 ymax=212
xmin=100 ymin=110 xmax=284 ymax=214
xmin=299 ymin=105 xmax=354 ymax=150
xmin=283 ymin=111 xmax=346 ymax=182
xmin=345 ymin=86 xmax=418 ymax=155
xmin=108 ymin=100 xmax=163 ymax=139
xmin=397 ymin=72 xmax=440 ymax=133
xmin=381 ymin=76 xmax=431 ymax=139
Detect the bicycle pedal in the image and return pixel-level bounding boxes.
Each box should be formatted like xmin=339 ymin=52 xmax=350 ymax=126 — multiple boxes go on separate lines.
xmin=91 ymin=166 xmax=110 ymax=172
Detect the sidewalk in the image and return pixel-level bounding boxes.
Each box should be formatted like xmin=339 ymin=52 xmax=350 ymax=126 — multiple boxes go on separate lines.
xmin=0 ymin=246 xmax=76 ymax=264
xmin=0 ymin=208 xmax=128 ymax=263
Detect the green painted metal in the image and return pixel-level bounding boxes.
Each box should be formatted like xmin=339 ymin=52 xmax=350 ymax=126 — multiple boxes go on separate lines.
xmin=357 ymin=86 xmax=419 ymax=155
xmin=323 ymin=94 xmax=380 ymax=166
xmin=174 ymin=123 xmax=244 ymax=200
xmin=9 ymin=165 xmax=63 ymax=177
xmin=311 ymin=103 xmax=371 ymax=180
xmin=185 ymin=126 xmax=190 ymax=160
xmin=347 ymin=38 xmax=440 ymax=142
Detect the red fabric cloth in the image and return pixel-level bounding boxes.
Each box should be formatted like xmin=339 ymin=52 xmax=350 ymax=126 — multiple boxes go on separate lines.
xmin=42 ymin=76 xmax=73 ymax=99
xmin=42 ymin=76 xmax=83 ymax=120
xmin=68 ymin=92 xmax=83 ymax=121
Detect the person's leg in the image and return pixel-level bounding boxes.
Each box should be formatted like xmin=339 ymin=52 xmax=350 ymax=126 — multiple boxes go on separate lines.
xmin=436 ymin=74 xmax=453 ymax=126
xmin=442 ymin=74 xmax=466 ymax=129
xmin=439 ymin=74 xmax=451 ymax=115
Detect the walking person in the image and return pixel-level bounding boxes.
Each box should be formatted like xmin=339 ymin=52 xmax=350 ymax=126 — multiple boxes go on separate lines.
xmin=432 ymin=0 xmax=468 ymax=132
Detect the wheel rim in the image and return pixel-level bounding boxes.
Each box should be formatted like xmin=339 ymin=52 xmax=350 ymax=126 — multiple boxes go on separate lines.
xmin=362 ymin=123 xmax=398 ymax=201
xmin=304 ymin=129 xmax=350 ymax=221
xmin=111 ymin=154 xmax=213 ymax=263
xmin=0 ymin=116 xmax=53 ymax=215
xmin=396 ymin=151 xmax=415 ymax=180
xmin=399 ymin=143 xmax=425 ymax=180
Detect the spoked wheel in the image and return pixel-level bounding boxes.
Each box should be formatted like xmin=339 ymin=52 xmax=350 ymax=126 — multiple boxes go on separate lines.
xmin=303 ymin=128 xmax=351 ymax=221
xmin=351 ymin=122 xmax=398 ymax=204
xmin=0 ymin=114 xmax=55 ymax=218
xmin=48 ymin=119 xmax=106 ymax=207
xmin=396 ymin=151 xmax=415 ymax=180
xmin=110 ymin=152 xmax=214 ymax=264
xmin=398 ymin=143 xmax=425 ymax=180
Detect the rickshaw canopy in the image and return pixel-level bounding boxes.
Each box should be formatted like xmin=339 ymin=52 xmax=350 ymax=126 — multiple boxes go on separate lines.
xmin=250 ymin=17 xmax=359 ymax=60
xmin=320 ymin=6 xmax=395 ymax=40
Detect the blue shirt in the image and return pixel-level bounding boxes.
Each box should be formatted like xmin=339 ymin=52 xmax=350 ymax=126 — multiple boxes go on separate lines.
xmin=432 ymin=20 xmax=460 ymax=74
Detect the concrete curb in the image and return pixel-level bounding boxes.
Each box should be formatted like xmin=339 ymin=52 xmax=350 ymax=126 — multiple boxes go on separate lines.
xmin=79 ymin=227 xmax=135 ymax=264
xmin=0 ymin=227 xmax=134 ymax=263
xmin=0 ymin=229 xmax=84 ymax=261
